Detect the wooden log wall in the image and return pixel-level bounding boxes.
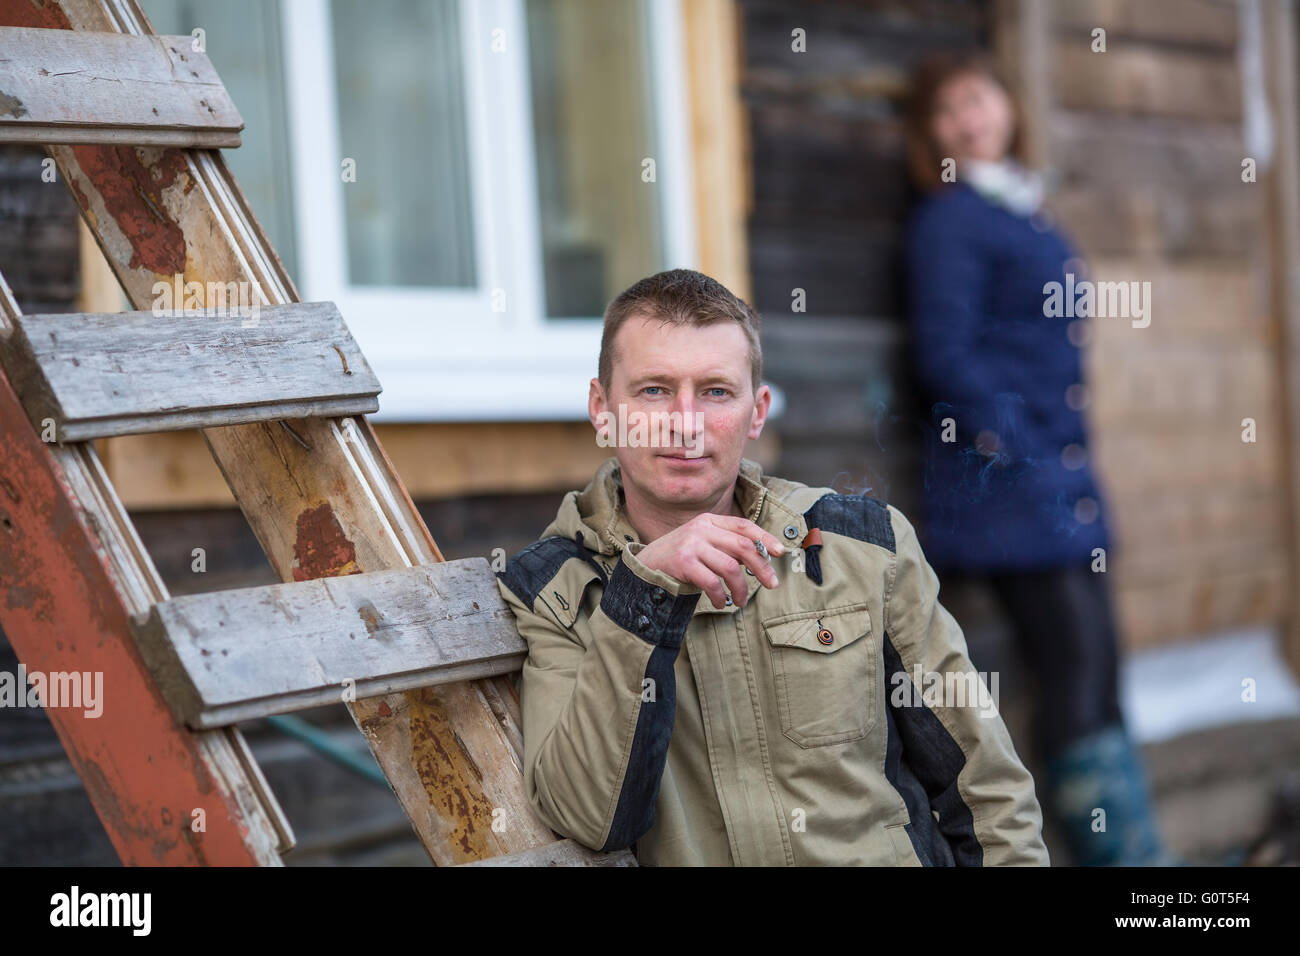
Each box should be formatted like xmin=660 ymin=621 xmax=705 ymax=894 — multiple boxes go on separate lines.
xmin=1046 ymin=0 xmax=1293 ymax=650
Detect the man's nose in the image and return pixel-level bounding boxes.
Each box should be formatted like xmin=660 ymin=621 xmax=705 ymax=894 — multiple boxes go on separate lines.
xmin=672 ymin=394 xmax=701 ymax=435
xmin=673 ymin=392 xmax=694 ymax=415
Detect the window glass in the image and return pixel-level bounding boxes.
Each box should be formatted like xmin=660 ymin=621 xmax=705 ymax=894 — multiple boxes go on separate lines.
xmin=329 ymin=0 xmax=477 ymax=288
xmin=525 ymin=0 xmax=666 ymax=318
xmin=140 ymin=0 xmax=299 ymax=282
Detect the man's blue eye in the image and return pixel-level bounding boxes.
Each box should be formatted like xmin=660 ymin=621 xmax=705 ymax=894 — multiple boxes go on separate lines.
xmin=644 ymin=386 xmax=663 ymax=395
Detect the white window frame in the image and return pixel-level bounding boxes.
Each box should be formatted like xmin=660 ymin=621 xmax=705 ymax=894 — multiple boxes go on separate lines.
xmin=279 ymin=0 xmax=697 ymax=421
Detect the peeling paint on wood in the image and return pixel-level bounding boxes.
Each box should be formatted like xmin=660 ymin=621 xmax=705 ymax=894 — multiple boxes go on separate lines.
xmin=292 ymin=502 xmax=361 ymax=581
xmin=0 ymin=89 xmax=26 ymax=117
xmin=409 ymin=687 xmax=497 ymax=861
xmin=67 ymin=144 xmax=190 ymax=274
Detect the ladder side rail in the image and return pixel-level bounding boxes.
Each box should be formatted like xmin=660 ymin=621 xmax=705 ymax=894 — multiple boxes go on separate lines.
xmin=0 ymin=272 xmax=291 ymax=864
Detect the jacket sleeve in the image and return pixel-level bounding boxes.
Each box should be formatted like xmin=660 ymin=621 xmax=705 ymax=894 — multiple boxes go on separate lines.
xmin=882 ymin=505 xmax=1051 ymax=866
xmin=496 ymin=543 xmax=700 ymax=852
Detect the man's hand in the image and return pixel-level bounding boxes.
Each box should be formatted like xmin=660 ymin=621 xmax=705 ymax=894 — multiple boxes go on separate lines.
xmin=635 ymin=514 xmax=787 ymax=609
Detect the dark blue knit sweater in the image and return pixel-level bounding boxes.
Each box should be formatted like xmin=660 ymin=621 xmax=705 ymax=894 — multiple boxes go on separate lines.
xmin=904 ymin=182 xmax=1111 ymax=571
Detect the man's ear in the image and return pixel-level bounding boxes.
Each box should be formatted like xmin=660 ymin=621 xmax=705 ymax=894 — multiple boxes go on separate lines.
xmin=589 ymin=378 xmax=610 ymax=439
xmin=747 ymin=383 xmax=772 ymax=441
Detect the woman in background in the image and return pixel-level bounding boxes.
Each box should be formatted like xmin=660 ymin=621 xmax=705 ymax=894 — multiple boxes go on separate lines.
xmin=903 ymin=51 xmax=1171 ymax=866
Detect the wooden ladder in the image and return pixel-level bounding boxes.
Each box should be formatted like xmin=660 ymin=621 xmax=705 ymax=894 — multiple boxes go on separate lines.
xmin=0 ymin=0 xmax=630 ymax=867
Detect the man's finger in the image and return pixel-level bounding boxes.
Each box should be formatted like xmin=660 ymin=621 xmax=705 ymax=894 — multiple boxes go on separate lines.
xmin=684 ymin=558 xmax=730 ymax=609
xmin=705 ymin=514 xmax=787 ymax=556
xmin=710 ymin=527 xmax=781 ymax=589
xmin=697 ymin=548 xmax=749 ymax=607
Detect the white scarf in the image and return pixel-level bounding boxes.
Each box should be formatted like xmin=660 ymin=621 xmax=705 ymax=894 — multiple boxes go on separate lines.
xmin=960 ymin=158 xmax=1044 ymax=217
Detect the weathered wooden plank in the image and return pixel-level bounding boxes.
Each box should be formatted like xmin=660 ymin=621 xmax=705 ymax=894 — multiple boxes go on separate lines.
xmin=1261 ymin=0 xmax=1300 ymax=679
xmin=1053 ymin=0 xmax=1238 ymax=52
xmin=1005 ymin=0 xmax=1051 ymax=169
xmin=741 ymin=0 xmax=983 ymax=76
xmin=1053 ymin=41 xmax=1240 ymax=121
xmin=0 ymin=301 xmax=381 ymax=441
xmin=1052 ymin=185 xmax=1261 ymax=259
xmin=458 ymin=838 xmax=638 ymax=867
xmin=1107 ymin=487 xmax=1287 ymax=569
xmin=1081 ymin=260 xmax=1265 ymax=343
xmin=0 ymin=26 xmax=242 ymax=146
xmin=1094 ymin=425 xmax=1285 ymax=497
xmin=1263 ymin=0 xmax=1300 ymax=681
xmin=1111 ymin=538 xmax=1289 ymax=594
xmin=684 ymin=0 xmax=750 ymax=301
xmin=748 ymin=109 xmax=908 ymax=220
xmin=1114 ymin=565 xmax=1290 ymax=651
xmin=749 ymin=220 xmax=901 ymax=316
xmin=132 ymin=558 xmax=528 ymax=729
xmin=1049 ymin=110 xmax=1247 ymax=192
xmin=1088 ymin=347 xmax=1280 ymax=426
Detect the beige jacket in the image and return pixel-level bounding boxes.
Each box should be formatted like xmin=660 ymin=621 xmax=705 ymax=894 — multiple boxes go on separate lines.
xmin=496 ymin=456 xmax=1049 ymax=865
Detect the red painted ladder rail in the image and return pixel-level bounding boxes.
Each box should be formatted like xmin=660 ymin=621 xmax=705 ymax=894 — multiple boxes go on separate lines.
xmin=0 ymin=1 xmax=632 ymax=867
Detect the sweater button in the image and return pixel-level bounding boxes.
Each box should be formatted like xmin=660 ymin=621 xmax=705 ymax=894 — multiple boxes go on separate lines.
xmin=1067 ymin=319 xmax=1091 ymax=348
xmin=650 ymin=588 xmax=666 ymax=604
xmin=635 ymin=614 xmax=651 ymax=631
xmin=1073 ymin=497 xmax=1099 ymax=524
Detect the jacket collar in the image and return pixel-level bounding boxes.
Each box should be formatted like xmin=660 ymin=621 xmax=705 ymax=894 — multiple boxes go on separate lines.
xmin=550 ymin=456 xmax=809 ymax=560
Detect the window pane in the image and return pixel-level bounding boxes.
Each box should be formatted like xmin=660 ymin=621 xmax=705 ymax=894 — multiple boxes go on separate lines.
xmin=330 ymin=0 xmax=476 ymax=288
xmin=526 ymin=0 xmax=666 ymax=318
xmin=140 ymin=0 xmax=298 ymax=282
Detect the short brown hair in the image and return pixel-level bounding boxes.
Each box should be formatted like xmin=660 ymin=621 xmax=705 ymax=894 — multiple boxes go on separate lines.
xmin=904 ymin=50 xmax=1027 ymax=193
xmin=598 ymin=269 xmax=763 ymax=395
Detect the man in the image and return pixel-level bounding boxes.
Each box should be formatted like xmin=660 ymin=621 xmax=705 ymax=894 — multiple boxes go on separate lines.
xmin=495 ymin=268 xmax=1049 ymax=866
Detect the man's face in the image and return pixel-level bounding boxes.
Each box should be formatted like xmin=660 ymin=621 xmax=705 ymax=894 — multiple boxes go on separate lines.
xmin=589 ymin=314 xmax=770 ymax=511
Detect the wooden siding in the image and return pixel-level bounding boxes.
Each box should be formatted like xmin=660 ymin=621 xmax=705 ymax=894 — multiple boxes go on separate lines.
xmin=1045 ymin=0 xmax=1293 ymax=650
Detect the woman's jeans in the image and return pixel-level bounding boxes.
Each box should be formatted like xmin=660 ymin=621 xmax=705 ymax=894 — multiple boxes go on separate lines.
xmin=981 ymin=563 xmax=1170 ymax=865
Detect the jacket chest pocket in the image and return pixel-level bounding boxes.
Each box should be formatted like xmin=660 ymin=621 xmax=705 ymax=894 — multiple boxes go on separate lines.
xmin=761 ymin=602 xmax=876 ymax=748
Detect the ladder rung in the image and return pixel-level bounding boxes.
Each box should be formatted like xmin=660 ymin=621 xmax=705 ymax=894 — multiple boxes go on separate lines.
xmin=0 ymin=301 xmax=382 ymax=441
xmin=457 ymin=839 xmax=638 ymax=867
xmin=0 ymin=27 xmax=243 ymax=147
xmin=130 ymin=558 xmax=527 ymax=729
